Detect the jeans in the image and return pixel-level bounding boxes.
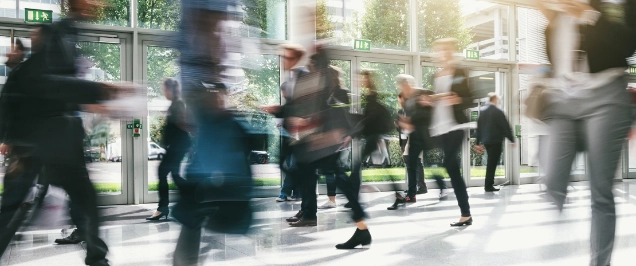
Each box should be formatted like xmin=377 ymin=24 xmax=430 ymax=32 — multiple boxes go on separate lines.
xmin=544 ymin=77 xmax=631 ymax=266
xmin=158 ymin=142 xmax=190 ymax=212
xmin=484 ymin=143 xmax=503 ymax=188
xmin=440 ymin=130 xmax=471 ymax=217
xmin=299 ymin=153 xmax=366 ymax=221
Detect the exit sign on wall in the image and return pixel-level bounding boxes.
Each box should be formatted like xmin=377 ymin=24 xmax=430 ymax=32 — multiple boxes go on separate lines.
xmin=25 ymin=8 xmax=53 ymax=24
xmin=354 ymin=39 xmax=371 ymax=51
xmin=465 ymin=49 xmax=480 ymax=60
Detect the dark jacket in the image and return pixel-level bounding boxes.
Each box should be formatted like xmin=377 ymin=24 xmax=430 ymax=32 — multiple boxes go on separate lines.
xmin=442 ymin=66 xmax=476 ymax=125
xmin=475 ymin=104 xmax=514 ymax=145
xmin=349 ymin=94 xmax=391 ymax=138
xmin=5 ymin=21 xmax=104 ymax=164
xmin=403 ymin=89 xmax=435 ymax=150
xmin=163 ymin=99 xmax=191 ymax=149
xmin=545 ymin=0 xmax=636 ymax=73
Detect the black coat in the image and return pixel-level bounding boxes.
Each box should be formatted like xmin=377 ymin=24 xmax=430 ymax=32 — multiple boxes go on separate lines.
xmin=475 ymin=104 xmax=514 ymax=145
xmin=0 ymin=21 xmax=104 ymax=165
xmin=544 ymin=0 xmax=636 ymax=73
xmin=404 ymin=89 xmax=435 ymax=150
xmin=441 ymin=66 xmax=475 ymax=125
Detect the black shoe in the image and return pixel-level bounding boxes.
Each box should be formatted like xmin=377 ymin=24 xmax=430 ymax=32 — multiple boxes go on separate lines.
xmin=416 ymin=188 xmax=428 ymax=195
xmin=450 ymin=217 xmax=473 ymax=227
xmin=387 ymin=196 xmax=406 ymax=210
xmin=286 ymin=211 xmax=304 ymax=223
xmin=344 ymin=202 xmax=353 ymax=209
xmin=485 ymin=187 xmax=500 ymax=192
xmin=289 ymin=217 xmax=317 ymax=227
xmin=55 ymin=229 xmax=84 ymax=244
xmin=335 ymin=228 xmax=372 ymax=249
xmin=146 ymin=210 xmax=169 ymax=221
xmin=405 ymin=196 xmax=416 ymax=203
xmin=90 ymin=259 xmax=110 ymax=266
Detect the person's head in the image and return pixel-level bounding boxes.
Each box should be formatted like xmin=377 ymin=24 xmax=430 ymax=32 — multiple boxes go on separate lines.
xmin=360 ymin=70 xmax=377 ymax=95
xmin=488 ymin=92 xmax=499 ymax=105
xmin=30 ymin=24 xmax=53 ymax=54
xmin=280 ymin=43 xmax=306 ymax=71
xmin=162 ymin=78 xmax=180 ymax=101
xmin=68 ymin=0 xmax=103 ymax=20
xmin=395 ymin=74 xmax=416 ymax=93
xmin=433 ymin=38 xmax=458 ymax=64
xmin=5 ymin=39 xmax=26 ymax=69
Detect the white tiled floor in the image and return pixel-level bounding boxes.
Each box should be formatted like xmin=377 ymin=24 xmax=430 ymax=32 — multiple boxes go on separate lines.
xmin=5 ymin=182 xmax=636 ymax=265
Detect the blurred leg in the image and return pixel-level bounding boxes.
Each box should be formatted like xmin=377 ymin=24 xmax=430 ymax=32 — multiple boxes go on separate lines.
xmin=441 ymin=130 xmax=471 ymax=217
xmin=544 ymin=119 xmax=578 ymax=210
xmin=484 ymin=143 xmax=502 ymax=188
xmin=173 ymin=225 xmax=202 ymax=266
xmin=584 ymin=105 xmax=630 ymax=266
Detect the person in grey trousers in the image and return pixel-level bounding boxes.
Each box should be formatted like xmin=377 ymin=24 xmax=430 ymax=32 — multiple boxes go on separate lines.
xmin=537 ymin=1 xmax=636 ymax=265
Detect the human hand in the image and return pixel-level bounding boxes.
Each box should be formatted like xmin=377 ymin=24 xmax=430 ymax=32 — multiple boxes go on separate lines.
xmin=101 ymin=82 xmax=136 ymax=100
xmin=475 ymin=145 xmax=484 ymax=153
xmin=0 ymin=143 xmax=11 ymax=155
xmin=84 ymin=104 xmax=110 ymax=114
xmin=442 ymin=93 xmax=462 ymax=105
xmin=287 ymin=117 xmax=309 ymax=128
xmin=261 ymin=105 xmax=281 ymax=114
xmin=561 ymin=0 xmax=595 ymax=18
xmin=418 ymin=95 xmax=434 ymax=107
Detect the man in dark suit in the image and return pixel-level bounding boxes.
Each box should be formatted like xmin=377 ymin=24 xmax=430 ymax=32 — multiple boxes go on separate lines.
xmin=0 ymin=1 xmax=128 ymax=264
xmin=475 ymin=93 xmax=515 ymax=192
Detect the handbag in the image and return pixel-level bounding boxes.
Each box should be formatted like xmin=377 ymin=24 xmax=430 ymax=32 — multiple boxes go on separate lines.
xmin=524 ymin=83 xmax=550 ymax=120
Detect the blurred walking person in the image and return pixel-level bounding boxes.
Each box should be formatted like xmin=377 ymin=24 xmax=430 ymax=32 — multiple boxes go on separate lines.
xmin=426 ymin=38 xmax=474 ymax=226
xmin=0 ymin=0 xmax=131 ymax=261
xmin=474 ymin=93 xmax=515 ymax=192
xmin=172 ymin=1 xmax=254 ymax=265
xmin=146 ymin=78 xmax=191 ymax=220
xmin=536 ymin=1 xmax=636 ymax=265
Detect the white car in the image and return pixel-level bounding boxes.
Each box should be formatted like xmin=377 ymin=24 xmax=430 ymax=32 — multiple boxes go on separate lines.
xmin=148 ymin=142 xmax=166 ymax=160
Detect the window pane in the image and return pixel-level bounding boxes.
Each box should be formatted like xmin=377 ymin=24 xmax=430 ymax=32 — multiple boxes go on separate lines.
xmin=242 ymin=0 xmax=287 ymax=40
xmin=359 ymin=61 xmax=405 ymax=182
xmin=327 ymin=0 xmax=410 ymax=51
xmin=137 ymin=0 xmax=180 ymax=31
xmin=77 ymin=41 xmax=124 ymax=194
xmin=418 ymin=0 xmax=509 ymax=59
xmin=516 ymin=7 xmax=549 ymax=64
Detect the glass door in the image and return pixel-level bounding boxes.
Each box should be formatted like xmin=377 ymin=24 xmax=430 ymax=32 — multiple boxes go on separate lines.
xmin=75 ymin=33 xmax=132 ymax=205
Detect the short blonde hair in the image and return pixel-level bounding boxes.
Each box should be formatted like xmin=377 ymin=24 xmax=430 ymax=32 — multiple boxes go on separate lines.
xmin=279 ymin=43 xmax=306 ymax=59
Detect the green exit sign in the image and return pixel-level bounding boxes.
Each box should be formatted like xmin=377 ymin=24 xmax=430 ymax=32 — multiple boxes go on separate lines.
xmin=354 ymin=39 xmax=371 ymax=51
xmin=629 ymin=66 xmax=636 ymax=75
xmin=471 ymin=111 xmax=478 ymax=122
xmin=466 ymin=49 xmax=480 ymax=60
xmin=25 ymin=9 xmax=53 ymax=24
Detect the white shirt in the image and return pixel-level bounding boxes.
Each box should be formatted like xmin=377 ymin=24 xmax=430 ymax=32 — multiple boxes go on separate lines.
xmin=430 ymin=75 xmax=471 ymax=136
xmin=548 ymin=1 xmax=626 ymax=95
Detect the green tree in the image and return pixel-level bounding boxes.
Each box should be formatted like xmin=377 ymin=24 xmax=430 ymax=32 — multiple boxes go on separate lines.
xmin=149 ymin=115 xmax=167 ymax=145
xmin=77 ymin=42 xmax=121 ymax=82
xmin=61 ymin=0 xmax=130 ymax=27
xmin=242 ymin=0 xmax=287 ymax=39
xmin=138 ymin=0 xmax=181 ymax=30
xmin=147 ymin=46 xmax=180 ymax=99
xmin=316 ymin=0 xmax=334 ymax=39
xmin=418 ymin=0 xmax=473 ymax=51
xmin=359 ymin=0 xmax=410 ymax=50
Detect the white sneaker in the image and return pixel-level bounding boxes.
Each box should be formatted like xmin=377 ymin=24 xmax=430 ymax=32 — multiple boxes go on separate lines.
xmin=318 ymin=200 xmax=337 ymax=209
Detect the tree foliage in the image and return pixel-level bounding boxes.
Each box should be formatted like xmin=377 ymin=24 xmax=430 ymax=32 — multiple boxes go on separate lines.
xmin=138 ymin=0 xmax=181 ymax=30
xmin=242 ymin=0 xmax=287 ymax=39
xmin=359 ymin=0 xmax=410 ymax=50
xmin=77 ymin=42 xmax=121 ymax=82
xmin=61 ymin=0 xmax=130 ymax=27
xmin=418 ymin=0 xmax=473 ymax=51
xmin=147 ymin=46 xmax=180 ymax=99
xmin=316 ymin=0 xmax=334 ymax=40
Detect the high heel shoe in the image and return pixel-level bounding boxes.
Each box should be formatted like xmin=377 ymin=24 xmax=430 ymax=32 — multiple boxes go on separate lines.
xmin=335 ymin=228 xmax=372 ymax=249
xmin=450 ymin=217 xmax=473 ymax=227
xmin=387 ymin=197 xmax=406 ymax=210
xmin=146 ymin=211 xmax=168 ymax=221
